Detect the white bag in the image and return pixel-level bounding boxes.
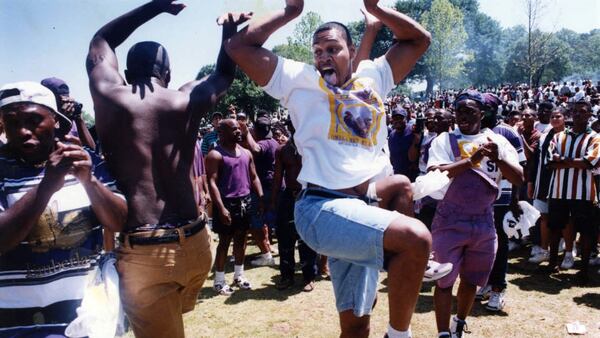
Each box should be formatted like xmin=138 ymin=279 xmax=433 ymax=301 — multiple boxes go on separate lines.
xmin=502 ymin=201 xmax=541 ymax=239
xmin=412 ymin=169 xmax=450 ymax=201
xmin=66 ymin=256 xmax=125 ymax=338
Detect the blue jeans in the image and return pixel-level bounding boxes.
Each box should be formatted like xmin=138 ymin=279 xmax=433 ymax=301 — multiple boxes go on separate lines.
xmin=294 ymin=188 xmax=399 ymax=317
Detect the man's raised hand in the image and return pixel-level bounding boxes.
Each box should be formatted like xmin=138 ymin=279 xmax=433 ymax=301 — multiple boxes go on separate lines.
xmin=216 ymin=12 xmax=254 ymax=27
xmin=152 ymin=0 xmax=186 ymax=15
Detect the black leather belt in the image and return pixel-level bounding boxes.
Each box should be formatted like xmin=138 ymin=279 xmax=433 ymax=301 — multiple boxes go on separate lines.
xmin=120 ymin=218 xmax=206 ymax=246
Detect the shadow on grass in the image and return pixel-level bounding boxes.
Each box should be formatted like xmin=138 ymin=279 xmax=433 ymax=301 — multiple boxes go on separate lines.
xmin=198 ymin=274 xmax=309 ymax=304
xmin=573 ymin=293 xmax=600 ymax=310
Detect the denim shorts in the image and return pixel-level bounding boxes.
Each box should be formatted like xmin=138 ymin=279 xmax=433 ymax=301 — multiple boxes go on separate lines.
xmin=250 ymin=190 xmax=273 ymax=229
xmin=294 ymin=189 xmax=400 ymax=317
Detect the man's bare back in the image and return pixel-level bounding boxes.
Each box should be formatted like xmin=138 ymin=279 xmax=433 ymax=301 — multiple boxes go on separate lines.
xmin=86 ymin=1 xmax=252 ymax=230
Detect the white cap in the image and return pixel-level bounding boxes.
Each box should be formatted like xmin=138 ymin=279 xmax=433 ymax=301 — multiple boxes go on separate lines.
xmin=0 ymin=81 xmax=72 ymax=135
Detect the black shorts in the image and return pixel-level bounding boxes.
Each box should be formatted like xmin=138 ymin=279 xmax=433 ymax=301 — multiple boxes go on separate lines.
xmin=548 ymin=199 xmax=599 ymax=237
xmin=212 ymin=195 xmax=252 ymax=235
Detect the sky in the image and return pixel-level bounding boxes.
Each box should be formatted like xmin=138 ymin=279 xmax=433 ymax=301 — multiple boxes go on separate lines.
xmin=1 ymin=0 xmax=598 ymax=114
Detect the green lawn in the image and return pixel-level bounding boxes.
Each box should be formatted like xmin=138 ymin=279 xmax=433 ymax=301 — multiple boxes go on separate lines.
xmin=126 ymin=237 xmax=600 ymax=337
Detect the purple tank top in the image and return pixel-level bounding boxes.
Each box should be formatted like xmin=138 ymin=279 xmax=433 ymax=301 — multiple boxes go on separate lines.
xmin=216 ymin=145 xmax=252 ymax=198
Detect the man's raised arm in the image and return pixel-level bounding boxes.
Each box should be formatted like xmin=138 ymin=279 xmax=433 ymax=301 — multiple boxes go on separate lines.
xmin=363 ymin=0 xmax=431 ymax=84
xmin=224 ymin=0 xmax=304 ymax=87
xmin=179 ymin=12 xmax=252 ymax=110
xmin=87 ymin=0 xmax=185 ymax=91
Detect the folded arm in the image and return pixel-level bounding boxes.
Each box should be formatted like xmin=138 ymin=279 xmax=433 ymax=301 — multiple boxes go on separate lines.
xmin=364 ymin=0 xmax=431 ymax=84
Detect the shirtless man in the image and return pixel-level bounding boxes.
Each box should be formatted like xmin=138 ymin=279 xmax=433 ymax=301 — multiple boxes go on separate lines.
xmin=225 ymin=1 xmax=440 ymax=336
xmin=86 ymin=1 xmax=250 ymax=337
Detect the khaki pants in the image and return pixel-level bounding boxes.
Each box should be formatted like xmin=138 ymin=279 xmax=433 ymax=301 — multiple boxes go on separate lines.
xmin=116 ymin=227 xmax=212 ymax=338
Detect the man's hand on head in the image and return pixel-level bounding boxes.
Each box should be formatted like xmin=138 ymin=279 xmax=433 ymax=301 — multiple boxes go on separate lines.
xmin=285 ymin=0 xmax=304 ymax=15
xmin=363 ymin=0 xmax=380 ymax=12
xmin=361 ymin=8 xmax=383 ymax=31
xmin=152 ymin=0 xmax=186 ymax=15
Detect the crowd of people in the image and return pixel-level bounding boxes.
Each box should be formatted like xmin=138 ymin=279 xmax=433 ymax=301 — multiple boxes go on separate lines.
xmin=0 ymin=0 xmax=599 ymax=338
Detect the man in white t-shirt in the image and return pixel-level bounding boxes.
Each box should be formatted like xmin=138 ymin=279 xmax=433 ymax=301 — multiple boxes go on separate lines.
xmin=223 ymin=1 xmax=442 ymax=337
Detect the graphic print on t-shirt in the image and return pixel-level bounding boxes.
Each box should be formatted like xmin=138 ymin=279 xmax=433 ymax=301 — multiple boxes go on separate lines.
xmin=320 ymin=77 xmax=385 ymax=148
xmin=457 ymin=140 xmax=483 ymax=167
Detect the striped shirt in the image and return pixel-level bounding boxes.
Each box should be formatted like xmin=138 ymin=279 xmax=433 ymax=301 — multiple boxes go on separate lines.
xmin=530 ymin=129 xmax=557 ymax=200
xmin=548 ymin=128 xmax=600 ymax=201
xmin=0 ymin=145 xmax=119 ymax=333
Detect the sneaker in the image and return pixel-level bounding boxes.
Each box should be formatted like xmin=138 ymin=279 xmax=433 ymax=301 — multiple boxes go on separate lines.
xmin=486 ymin=290 xmax=506 ymax=311
xmin=250 ymin=255 xmax=276 ymax=266
xmin=560 ymin=253 xmax=575 ymax=270
xmin=508 ymin=241 xmax=520 ymax=252
xmin=423 ymin=259 xmax=453 ymax=282
xmin=528 ymin=249 xmax=550 ymax=264
xmin=438 ymin=333 xmax=451 ymax=338
xmin=475 ymin=284 xmax=492 ymax=301
xmin=276 ymin=277 xmax=295 ymax=290
xmin=530 ymin=245 xmax=542 ymax=257
xmin=450 ymin=316 xmax=471 ymax=338
xmin=233 ymin=276 xmax=252 ymax=290
xmin=214 ymin=281 xmax=234 ymax=296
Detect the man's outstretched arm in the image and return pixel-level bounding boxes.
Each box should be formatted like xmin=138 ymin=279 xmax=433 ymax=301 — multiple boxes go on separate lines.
xmin=224 ymin=0 xmax=304 ymax=87
xmin=87 ymin=0 xmax=185 ymax=91
xmin=180 ymin=12 xmax=252 ymax=110
xmin=363 ymin=0 xmax=431 ymax=84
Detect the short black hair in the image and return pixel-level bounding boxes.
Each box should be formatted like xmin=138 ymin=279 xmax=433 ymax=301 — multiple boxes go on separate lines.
xmin=126 ymin=41 xmax=170 ymax=79
xmin=313 ymin=22 xmax=354 ymax=46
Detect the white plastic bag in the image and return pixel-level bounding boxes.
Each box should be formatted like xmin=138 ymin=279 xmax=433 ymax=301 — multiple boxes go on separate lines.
xmin=502 ymin=201 xmax=541 ymax=239
xmin=66 ymin=256 xmax=124 ymax=338
xmin=412 ymin=169 xmax=450 ymax=201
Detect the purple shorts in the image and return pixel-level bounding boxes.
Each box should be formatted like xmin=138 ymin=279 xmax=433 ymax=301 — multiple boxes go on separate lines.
xmin=431 ymin=204 xmax=497 ymax=289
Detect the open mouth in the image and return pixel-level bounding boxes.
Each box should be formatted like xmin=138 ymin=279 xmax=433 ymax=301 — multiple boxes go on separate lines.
xmin=320 ymin=67 xmax=337 ymax=86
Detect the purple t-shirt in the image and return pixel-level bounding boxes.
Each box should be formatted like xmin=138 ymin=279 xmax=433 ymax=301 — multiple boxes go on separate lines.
xmin=255 ymin=138 xmax=279 ymax=188
xmin=215 ymin=145 xmax=251 ymax=199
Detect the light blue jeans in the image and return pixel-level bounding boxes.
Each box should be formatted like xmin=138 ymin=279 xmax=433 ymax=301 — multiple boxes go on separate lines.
xmin=294 ymin=189 xmax=400 ymax=317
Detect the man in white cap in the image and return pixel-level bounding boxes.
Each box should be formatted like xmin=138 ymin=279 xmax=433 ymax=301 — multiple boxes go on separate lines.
xmin=0 ymin=81 xmax=126 ymax=337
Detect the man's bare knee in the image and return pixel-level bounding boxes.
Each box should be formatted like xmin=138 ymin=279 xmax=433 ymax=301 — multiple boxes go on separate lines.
xmin=383 ymin=217 xmax=431 ymax=255
xmin=339 ymin=311 xmax=370 ymax=338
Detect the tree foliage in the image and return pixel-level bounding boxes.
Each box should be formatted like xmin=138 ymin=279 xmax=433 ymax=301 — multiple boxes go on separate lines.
xmin=421 ymin=0 xmax=468 ymax=91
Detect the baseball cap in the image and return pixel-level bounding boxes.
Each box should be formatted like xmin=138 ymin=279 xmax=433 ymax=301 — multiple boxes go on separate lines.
xmin=391 ymin=106 xmax=408 ymax=118
xmin=41 ymin=77 xmax=70 ymax=97
xmin=0 ymin=81 xmax=72 ymax=136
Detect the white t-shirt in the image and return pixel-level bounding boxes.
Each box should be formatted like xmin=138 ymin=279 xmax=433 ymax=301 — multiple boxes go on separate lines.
xmin=263 ymin=56 xmax=395 ymax=189
xmin=534 ymin=122 xmax=551 ymax=134
xmin=427 ymin=128 xmax=520 ymax=199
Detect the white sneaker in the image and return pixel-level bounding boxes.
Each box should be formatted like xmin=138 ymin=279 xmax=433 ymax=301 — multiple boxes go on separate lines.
xmin=486 ymin=290 xmax=506 ymax=311
xmin=250 ymin=255 xmax=276 ymax=266
xmin=508 ymin=241 xmax=520 ymax=252
xmin=475 ymin=284 xmax=492 ymax=301
xmin=423 ymin=259 xmax=453 ymax=282
xmin=530 ymin=245 xmax=541 ymax=257
xmin=528 ymin=249 xmax=550 ymax=264
xmin=559 ymin=239 xmax=566 ymax=252
xmin=233 ymin=276 xmax=252 ymax=290
xmin=560 ymin=252 xmax=575 ymax=269
xmin=214 ymin=281 xmax=234 ymax=296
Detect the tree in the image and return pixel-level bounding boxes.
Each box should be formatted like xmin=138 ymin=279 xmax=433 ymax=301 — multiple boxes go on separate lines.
xmin=272 ymin=11 xmax=323 ymax=64
xmin=196 ymin=66 xmax=279 ymax=120
xmin=421 ymin=0 xmax=468 ymax=93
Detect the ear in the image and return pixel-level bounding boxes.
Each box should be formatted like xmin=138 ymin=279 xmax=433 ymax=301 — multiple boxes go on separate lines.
xmin=164 ymin=70 xmax=171 ymax=86
xmin=349 ymin=44 xmax=357 ymax=63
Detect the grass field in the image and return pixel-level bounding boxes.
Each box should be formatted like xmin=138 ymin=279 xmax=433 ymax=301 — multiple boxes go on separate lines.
xmin=126 ymin=237 xmax=600 ymax=337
